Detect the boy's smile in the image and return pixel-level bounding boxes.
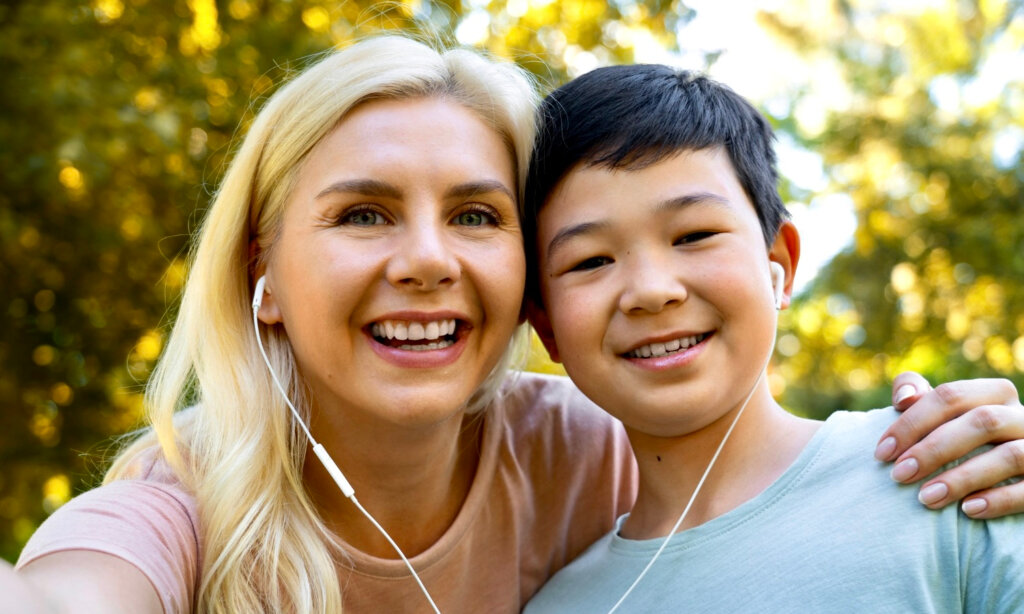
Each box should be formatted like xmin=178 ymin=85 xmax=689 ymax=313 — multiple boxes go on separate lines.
xmin=532 ymin=147 xmax=797 ymax=438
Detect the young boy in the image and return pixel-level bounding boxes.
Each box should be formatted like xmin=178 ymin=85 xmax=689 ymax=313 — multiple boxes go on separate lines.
xmin=521 ymin=65 xmax=1022 ymax=612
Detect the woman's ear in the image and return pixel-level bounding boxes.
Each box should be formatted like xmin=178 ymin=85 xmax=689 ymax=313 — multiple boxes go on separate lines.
xmin=768 ymin=221 xmax=801 ymax=310
xmin=525 ymin=298 xmax=561 ymax=363
xmin=254 ymin=273 xmax=283 ymax=325
xmin=250 ymin=240 xmax=282 ymax=325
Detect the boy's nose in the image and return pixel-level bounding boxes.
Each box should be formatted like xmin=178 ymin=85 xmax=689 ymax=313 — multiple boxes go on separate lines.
xmin=385 ymin=222 xmax=460 ymax=291
xmin=618 ymin=258 xmax=687 ymax=314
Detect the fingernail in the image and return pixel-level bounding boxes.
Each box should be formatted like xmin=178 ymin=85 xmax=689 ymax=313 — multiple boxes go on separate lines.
xmin=891 ymin=457 xmax=919 ymax=482
xmin=962 ymin=498 xmax=988 ymax=516
xmin=918 ymin=482 xmax=948 ymax=506
xmin=894 ymin=384 xmax=917 ymax=405
xmin=875 ymin=437 xmax=897 ymax=461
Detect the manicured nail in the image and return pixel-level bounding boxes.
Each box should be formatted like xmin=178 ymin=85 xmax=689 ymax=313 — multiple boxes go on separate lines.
xmin=891 ymin=457 xmax=919 ymax=482
xmin=894 ymin=384 xmax=917 ymax=405
xmin=918 ymin=482 xmax=948 ymax=506
xmin=962 ymin=498 xmax=988 ymax=516
xmin=875 ymin=436 xmax=897 ymax=461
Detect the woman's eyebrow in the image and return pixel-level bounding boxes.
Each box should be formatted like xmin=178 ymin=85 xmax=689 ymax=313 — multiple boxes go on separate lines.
xmin=315 ymin=179 xmax=401 ymax=200
xmin=446 ymin=180 xmax=515 ymax=202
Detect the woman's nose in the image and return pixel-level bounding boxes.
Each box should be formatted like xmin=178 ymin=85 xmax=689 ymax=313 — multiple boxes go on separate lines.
xmin=385 ymin=221 xmax=461 ymax=291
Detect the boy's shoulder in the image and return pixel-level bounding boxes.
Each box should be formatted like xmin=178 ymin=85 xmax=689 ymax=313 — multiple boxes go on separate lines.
xmin=525 ymin=407 xmax=1024 ymax=613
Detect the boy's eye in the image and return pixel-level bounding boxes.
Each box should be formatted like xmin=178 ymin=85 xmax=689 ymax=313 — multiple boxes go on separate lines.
xmin=454 ymin=206 xmax=499 ymax=227
xmin=341 ymin=207 xmax=388 ymax=226
xmin=568 ymin=256 xmax=613 ymax=272
xmin=674 ymin=231 xmax=717 ymax=245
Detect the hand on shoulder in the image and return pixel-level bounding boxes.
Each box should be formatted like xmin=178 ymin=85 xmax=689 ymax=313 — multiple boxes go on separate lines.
xmin=879 ymin=372 xmax=1024 ymax=518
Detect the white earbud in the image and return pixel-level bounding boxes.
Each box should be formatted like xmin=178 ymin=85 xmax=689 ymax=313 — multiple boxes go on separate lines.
xmin=253 ymin=275 xmax=267 ymax=310
xmin=769 ymin=262 xmax=785 ymax=310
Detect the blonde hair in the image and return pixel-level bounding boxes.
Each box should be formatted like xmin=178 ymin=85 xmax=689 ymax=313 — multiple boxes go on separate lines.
xmin=106 ymin=35 xmax=537 ymax=613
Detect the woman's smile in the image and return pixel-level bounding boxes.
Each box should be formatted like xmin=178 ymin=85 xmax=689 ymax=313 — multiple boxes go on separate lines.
xmin=365 ymin=312 xmax=472 ymax=368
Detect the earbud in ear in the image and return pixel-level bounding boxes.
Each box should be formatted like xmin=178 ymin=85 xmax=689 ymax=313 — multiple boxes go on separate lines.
xmin=769 ymin=262 xmax=785 ymax=309
xmin=253 ymin=276 xmax=267 ymax=311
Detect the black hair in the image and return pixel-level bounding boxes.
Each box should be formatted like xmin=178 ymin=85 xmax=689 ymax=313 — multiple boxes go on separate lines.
xmin=524 ymin=64 xmax=789 ymax=302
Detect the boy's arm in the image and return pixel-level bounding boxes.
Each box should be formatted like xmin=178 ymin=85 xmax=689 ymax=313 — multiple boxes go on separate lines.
xmin=878 ymin=372 xmax=1024 ymax=518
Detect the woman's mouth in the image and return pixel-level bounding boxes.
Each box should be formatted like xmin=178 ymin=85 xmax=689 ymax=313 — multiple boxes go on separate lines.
xmin=623 ymin=332 xmax=711 ymax=359
xmin=370 ymin=319 xmax=460 ymax=351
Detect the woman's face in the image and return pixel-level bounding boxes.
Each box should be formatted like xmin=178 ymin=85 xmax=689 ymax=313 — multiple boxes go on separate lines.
xmin=258 ymin=97 xmax=525 ymax=428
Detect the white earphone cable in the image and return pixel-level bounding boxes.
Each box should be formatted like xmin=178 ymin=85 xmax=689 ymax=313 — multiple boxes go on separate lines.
xmin=252 ymin=296 xmax=442 ymax=614
xmin=606 ymin=273 xmax=782 ymax=614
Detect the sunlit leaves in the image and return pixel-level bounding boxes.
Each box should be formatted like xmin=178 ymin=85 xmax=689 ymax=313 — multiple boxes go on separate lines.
xmin=770 ymin=0 xmax=1023 ymax=418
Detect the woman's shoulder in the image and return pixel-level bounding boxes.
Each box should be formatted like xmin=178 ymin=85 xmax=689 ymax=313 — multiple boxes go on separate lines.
xmin=495 ymin=371 xmax=631 ymax=470
xmin=500 ymin=371 xmax=621 ymax=435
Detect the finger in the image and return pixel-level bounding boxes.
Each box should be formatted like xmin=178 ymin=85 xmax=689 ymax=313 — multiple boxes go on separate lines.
xmin=961 ymin=479 xmax=1024 ymax=519
xmin=914 ymin=440 xmax=1024 ymax=510
xmin=874 ymin=378 xmax=1020 ymax=462
xmin=890 ymin=371 xmax=932 ymax=412
xmin=888 ymin=404 xmax=1024 ymax=483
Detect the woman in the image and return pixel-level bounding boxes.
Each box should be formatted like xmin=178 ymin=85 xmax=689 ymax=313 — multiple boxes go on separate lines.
xmin=6 ymin=36 xmax=1024 ymax=613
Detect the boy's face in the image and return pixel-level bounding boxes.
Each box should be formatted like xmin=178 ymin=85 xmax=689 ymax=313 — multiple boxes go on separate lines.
xmin=530 ymin=147 xmax=798 ymax=437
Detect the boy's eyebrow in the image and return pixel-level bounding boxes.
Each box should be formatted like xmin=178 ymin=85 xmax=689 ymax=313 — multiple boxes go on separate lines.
xmin=546 ymin=221 xmax=610 ymax=257
xmin=545 ymin=191 xmax=730 ymax=257
xmin=657 ymin=191 xmax=731 ymax=213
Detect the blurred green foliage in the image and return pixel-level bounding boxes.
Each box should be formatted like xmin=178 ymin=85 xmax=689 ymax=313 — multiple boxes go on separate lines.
xmin=1 ymin=0 xmax=1021 ymax=563
xmin=762 ymin=1 xmax=1024 ymax=417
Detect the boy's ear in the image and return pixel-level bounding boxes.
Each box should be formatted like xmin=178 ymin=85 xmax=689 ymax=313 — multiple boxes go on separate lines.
xmin=768 ymin=221 xmax=801 ymax=310
xmin=524 ymin=298 xmax=562 ymax=363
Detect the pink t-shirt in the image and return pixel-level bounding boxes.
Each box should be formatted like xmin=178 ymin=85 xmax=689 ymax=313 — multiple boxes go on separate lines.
xmin=17 ymin=372 xmax=637 ymax=613
xmin=16 ymin=460 xmax=200 ymax=613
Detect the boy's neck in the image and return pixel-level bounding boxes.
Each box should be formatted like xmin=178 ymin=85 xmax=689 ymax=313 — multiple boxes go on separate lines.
xmin=620 ymin=387 xmax=820 ymax=540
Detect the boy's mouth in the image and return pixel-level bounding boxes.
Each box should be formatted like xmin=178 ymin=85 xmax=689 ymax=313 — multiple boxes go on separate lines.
xmin=623 ymin=332 xmax=711 ymax=359
xmin=369 ymin=318 xmax=462 ymax=351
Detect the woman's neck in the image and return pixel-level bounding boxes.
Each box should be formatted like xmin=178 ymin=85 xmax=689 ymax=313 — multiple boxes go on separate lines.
xmin=302 ymin=408 xmax=484 ymax=559
xmin=621 ymin=389 xmax=820 ymax=540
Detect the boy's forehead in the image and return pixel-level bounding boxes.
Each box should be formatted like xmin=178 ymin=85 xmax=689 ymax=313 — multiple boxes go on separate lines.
xmin=541 ymin=147 xmax=747 ymax=217
xmin=543 ymin=145 xmax=737 ymax=200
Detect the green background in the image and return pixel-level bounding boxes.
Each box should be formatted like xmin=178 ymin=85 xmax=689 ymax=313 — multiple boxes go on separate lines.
xmin=2 ymin=0 xmax=1022 ymax=562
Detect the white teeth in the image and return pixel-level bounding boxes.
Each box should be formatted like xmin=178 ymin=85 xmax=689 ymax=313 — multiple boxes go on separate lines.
xmin=372 ymin=319 xmax=457 ymax=343
xmin=628 ymin=333 xmax=708 ymax=359
xmin=398 ymin=340 xmax=454 ymax=351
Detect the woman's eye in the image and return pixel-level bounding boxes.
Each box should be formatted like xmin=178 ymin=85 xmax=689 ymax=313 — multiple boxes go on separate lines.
xmin=341 ymin=208 xmax=387 ymax=226
xmin=675 ymin=231 xmax=716 ymax=245
xmin=454 ymin=207 xmax=498 ymax=227
xmin=569 ymin=256 xmax=612 ymax=272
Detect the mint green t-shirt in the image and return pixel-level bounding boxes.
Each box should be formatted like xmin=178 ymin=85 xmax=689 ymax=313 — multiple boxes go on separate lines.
xmin=525 ymin=408 xmax=1023 ymax=613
